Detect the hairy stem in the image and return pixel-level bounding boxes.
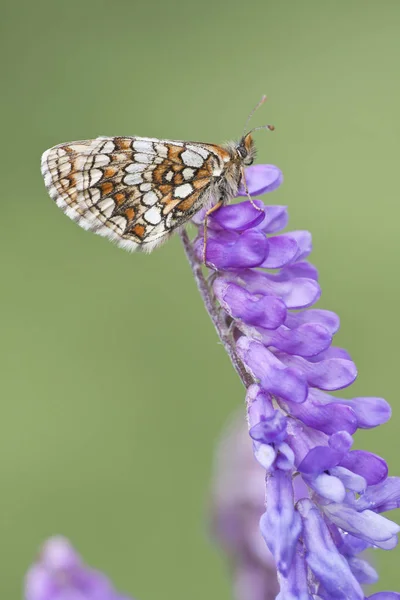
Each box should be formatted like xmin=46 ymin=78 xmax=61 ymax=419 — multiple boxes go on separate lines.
xmin=179 ymin=229 xmax=254 ymax=388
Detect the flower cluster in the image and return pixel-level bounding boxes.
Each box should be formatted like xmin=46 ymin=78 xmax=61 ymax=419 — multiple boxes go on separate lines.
xmin=25 ymin=164 xmax=400 ymax=600
xmin=187 ymin=164 xmax=400 ymax=599
xmin=25 ymin=537 xmax=132 ymax=600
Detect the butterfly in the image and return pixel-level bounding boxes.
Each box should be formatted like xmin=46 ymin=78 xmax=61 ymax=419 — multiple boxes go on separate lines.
xmin=41 ymin=97 xmax=273 ymax=254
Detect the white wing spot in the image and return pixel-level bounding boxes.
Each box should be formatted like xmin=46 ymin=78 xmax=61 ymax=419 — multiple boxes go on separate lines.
xmin=181 ymin=149 xmax=203 ymax=168
xmin=68 ymin=143 xmax=92 ymax=154
xmin=74 ymin=169 xmax=102 ymax=190
xmin=174 ymin=183 xmax=193 ymax=199
xmin=154 ymin=143 xmax=168 ymax=158
xmin=187 ymin=144 xmax=209 ymax=159
xmin=125 ymin=163 xmax=146 ymax=174
xmin=74 ymin=156 xmax=89 ymax=170
xmin=88 ymin=169 xmax=103 ymax=187
xmin=140 ymin=183 xmax=152 ymax=192
xmin=123 ymin=173 xmax=143 ymax=186
xmin=165 ymin=170 xmax=174 ymax=182
xmin=182 ymin=168 xmax=195 ymax=181
xmin=92 ymin=154 xmax=111 ymax=168
xmin=134 ymin=153 xmax=153 ymax=164
xmin=98 ymin=198 xmax=115 ymax=218
xmin=144 ymin=206 xmax=162 ymax=225
xmin=142 ymin=191 xmax=158 ymax=206
xmin=98 ymin=140 xmax=115 ymax=153
xmin=58 ymin=161 xmax=72 ymax=177
xmin=133 ymin=140 xmax=154 ymax=154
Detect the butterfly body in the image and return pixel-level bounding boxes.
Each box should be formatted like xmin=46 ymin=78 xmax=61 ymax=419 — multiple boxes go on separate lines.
xmin=41 ymin=133 xmax=256 ymax=252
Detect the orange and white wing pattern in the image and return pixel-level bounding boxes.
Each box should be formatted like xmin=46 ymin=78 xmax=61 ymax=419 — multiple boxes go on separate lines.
xmin=41 ymin=136 xmax=231 ymax=252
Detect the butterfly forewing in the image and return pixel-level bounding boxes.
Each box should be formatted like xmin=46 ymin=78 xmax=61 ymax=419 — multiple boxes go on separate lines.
xmin=41 ymin=136 xmax=231 ymax=252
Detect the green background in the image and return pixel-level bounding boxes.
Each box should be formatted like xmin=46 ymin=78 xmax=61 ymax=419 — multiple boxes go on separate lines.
xmin=1 ymin=0 xmax=400 ymax=597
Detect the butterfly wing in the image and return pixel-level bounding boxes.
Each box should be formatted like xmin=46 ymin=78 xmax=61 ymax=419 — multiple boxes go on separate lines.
xmin=41 ymin=136 xmax=227 ymax=252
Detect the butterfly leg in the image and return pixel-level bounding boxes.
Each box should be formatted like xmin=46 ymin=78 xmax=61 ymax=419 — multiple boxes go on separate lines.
xmin=241 ymin=166 xmax=263 ymax=212
xmin=203 ymin=200 xmax=223 ymax=267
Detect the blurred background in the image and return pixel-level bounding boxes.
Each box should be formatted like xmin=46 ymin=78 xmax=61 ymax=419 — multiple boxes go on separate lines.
xmin=1 ymin=0 xmax=400 ymax=597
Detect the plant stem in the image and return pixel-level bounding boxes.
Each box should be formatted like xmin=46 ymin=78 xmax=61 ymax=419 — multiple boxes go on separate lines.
xmin=179 ymin=229 xmax=254 ymax=388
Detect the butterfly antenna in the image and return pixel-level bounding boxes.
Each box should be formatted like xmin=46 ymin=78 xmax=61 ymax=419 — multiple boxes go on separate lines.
xmin=241 ymin=96 xmax=274 ymax=215
xmin=242 ymin=95 xmax=268 ymax=136
xmin=248 ymin=123 xmax=275 ymax=134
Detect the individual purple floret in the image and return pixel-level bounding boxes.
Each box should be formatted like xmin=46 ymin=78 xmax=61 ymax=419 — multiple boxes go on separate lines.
xmin=180 ymin=163 xmax=400 ymax=598
xmin=25 ymin=536 xmax=133 ymax=600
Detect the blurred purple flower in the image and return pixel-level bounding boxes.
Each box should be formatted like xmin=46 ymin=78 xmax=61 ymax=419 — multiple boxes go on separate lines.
xmin=180 ymin=163 xmax=400 ymax=598
xmin=25 ymin=537 xmax=132 ymax=600
xmin=210 ymin=411 xmax=279 ymax=600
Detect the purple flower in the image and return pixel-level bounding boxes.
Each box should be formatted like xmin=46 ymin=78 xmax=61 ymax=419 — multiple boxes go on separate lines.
xmin=25 ymin=537 xmax=133 ymax=600
xmin=180 ymin=163 xmax=400 ymax=598
xmin=210 ymin=412 xmax=279 ymax=600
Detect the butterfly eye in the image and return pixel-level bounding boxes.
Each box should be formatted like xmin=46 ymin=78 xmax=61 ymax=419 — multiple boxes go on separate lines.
xmin=237 ymin=146 xmax=247 ymax=160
